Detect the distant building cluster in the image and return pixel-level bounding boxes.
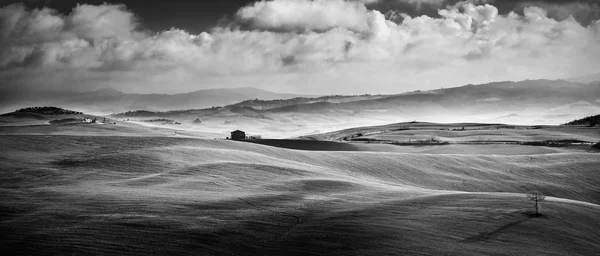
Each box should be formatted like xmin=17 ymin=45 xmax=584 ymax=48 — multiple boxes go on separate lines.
xmin=81 ymin=117 xmax=115 ymax=124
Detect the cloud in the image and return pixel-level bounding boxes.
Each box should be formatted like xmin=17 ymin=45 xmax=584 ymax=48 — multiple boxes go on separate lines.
xmin=0 ymin=3 xmax=142 ymax=70
xmin=356 ymin=0 xmax=381 ymax=4
xmin=236 ymin=0 xmax=371 ymax=32
xmin=0 ymin=4 xmax=62 ymax=44
xmin=357 ymin=0 xmax=446 ymax=9
xmin=516 ymin=1 xmax=600 ymax=26
xmin=67 ymin=4 xmax=138 ymax=40
xmin=0 ymin=0 xmax=600 ymax=96
xmin=400 ymin=0 xmax=446 ymax=10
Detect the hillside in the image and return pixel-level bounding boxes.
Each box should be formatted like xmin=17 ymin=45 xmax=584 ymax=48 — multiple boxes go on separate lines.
xmin=11 ymin=106 xmax=83 ymax=116
xmin=0 ymin=106 xmax=90 ymax=127
xmin=302 ymin=122 xmax=600 ymax=143
xmin=1 ymin=135 xmax=599 ymax=255
xmin=564 ymin=114 xmax=600 ymax=126
xmin=0 ymin=107 xmax=214 ymax=137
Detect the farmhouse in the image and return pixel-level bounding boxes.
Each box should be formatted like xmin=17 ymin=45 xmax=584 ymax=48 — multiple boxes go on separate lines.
xmin=83 ymin=118 xmax=97 ymax=123
xmin=231 ymin=130 xmax=246 ymax=141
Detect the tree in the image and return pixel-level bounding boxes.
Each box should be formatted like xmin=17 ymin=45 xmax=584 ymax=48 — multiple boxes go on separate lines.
xmin=526 ymin=191 xmax=546 ymax=215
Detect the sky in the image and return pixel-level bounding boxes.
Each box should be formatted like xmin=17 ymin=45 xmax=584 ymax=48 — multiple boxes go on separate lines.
xmin=1 ymin=0 xmax=600 ymax=95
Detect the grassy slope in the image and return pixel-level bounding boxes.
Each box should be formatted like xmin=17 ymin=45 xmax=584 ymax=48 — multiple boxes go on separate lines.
xmin=306 ymin=122 xmax=600 ymax=143
xmin=0 ymin=118 xmax=223 ymax=138
xmin=362 ymin=128 xmax=598 ymax=142
xmin=1 ymin=135 xmax=599 ymax=255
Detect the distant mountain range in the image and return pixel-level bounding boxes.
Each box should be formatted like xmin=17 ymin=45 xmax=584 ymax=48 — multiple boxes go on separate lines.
xmin=0 ymin=87 xmax=309 ymax=114
xmin=110 ymin=79 xmax=600 ymax=138
xmin=116 ymin=79 xmax=600 ymax=118
xmin=567 ymin=72 xmax=600 ymax=84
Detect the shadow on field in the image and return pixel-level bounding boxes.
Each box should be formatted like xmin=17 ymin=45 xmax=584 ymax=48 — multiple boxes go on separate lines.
xmin=460 ymin=212 xmax=545 ymax=243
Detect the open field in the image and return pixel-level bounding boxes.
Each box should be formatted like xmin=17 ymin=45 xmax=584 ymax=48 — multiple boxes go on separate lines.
xmin=2 ymin=0 xmax=600 ymax=254
xmin=1 ymin=130 xmax=600 ymax=255
xmin=304 ymin=122 xmax=600 ymax=143
xmin=0 ymin=114 xmax=220 ymax=139
xmin=248 ymin=139 xmax=592 ymax=154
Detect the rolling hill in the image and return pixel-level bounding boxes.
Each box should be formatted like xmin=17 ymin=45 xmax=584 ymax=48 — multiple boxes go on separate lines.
xmin=564 ymin=114 xmax=600 ymax=126
xmin=1 ymin=135 xmax=599 ymax=255
xmin=301 ymin=122 xmax=600 ymax=143
xmin=0 ymin=106 xmax=221 ymax=137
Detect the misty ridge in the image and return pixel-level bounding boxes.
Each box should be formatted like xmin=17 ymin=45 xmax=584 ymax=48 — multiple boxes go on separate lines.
xmin=0 ymin=87 xmax=310 ymax=114
xmin=2 ymin=77 xmax=599 ymax=116
xmin=111 ymin=78 xmax=600 ymax=125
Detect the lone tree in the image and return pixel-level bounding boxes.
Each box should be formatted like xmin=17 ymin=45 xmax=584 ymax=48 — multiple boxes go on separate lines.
xmin=526 ymin=191 xmax=546 ymax=215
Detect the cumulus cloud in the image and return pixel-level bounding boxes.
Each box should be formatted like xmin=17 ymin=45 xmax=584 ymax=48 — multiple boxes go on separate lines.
xmin=516 ymin=1 xmax=600 ymax=25
xmin=0 ymin=0 xmax=600 ymax=95
xmin=0 ymin=3 xmax=142 ymax=70
xmin=357 ymin=0 xmax=446 ymax=9
xmin=399 ymin=0 xmax=446 ymax=10
xmin=236 ymin=0 xmax=371 ymax=32
xmin=67 ymin=4 xmax=138 ymax=40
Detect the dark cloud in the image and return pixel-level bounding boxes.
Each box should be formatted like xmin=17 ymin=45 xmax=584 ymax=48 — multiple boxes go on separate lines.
xmin=364 ymin=0 xmax=600 ymax=25
xmin=0 ymin=0 xmax=258 ymax=33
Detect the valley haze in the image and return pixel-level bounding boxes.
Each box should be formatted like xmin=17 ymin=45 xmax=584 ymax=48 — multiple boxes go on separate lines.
xmin=1 ymin=0 xmax=600 ymax=255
